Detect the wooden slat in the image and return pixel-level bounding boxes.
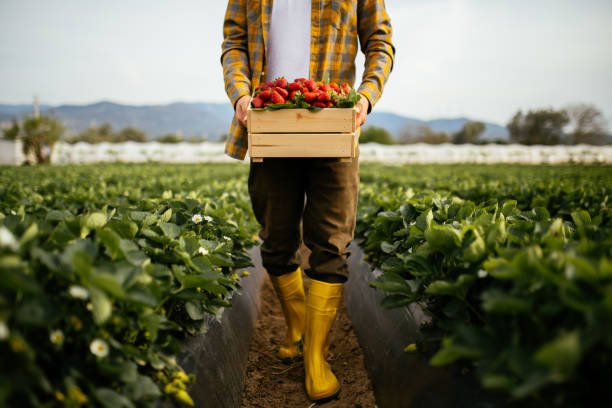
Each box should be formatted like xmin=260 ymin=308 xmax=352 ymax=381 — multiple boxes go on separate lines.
xmin=248 ymin=108 xmax=355 ymax=133
xmin=250 ymin=145 xmax=352 ymax=157
xmin=251 ymin=133 xmax=353 ymax=148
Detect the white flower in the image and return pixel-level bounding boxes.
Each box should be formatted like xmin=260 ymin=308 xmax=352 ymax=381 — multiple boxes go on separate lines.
xmin=223 ymin=235 xmax=231 ymax=241
xmin=0 ymin=321 xmax=9 ymax=340
xmin=90 ymin=338 xmax=109 ymax=358
xmin=10 ymin=210 xmax=16 ymax=215
xmin=477 ymin=269 xmax=488 ymax=278
xmin=50 ymin=330 xmax=64 ymax=345
xmin=203 ymin=215 xmax=213 ymax=222
xmin=198 ymin=247 xmax=209 ymax=256
xmin=69 ymin=285 xmax=89 ymax=300
xmin=86 ymin=302 xmax=93 ymax=311
xmin=0 ymin=226 xmax=18 ymax=251
xmin=192 ymin=214 xmax=203 ymax=224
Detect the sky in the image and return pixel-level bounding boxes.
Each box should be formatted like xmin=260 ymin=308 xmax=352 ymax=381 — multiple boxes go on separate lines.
xmin=1 ymin=0 xmax=611 ymax=128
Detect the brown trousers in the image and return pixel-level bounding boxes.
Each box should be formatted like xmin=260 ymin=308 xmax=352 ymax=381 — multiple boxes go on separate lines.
xmin=248 ymin=154 xmax=359 ymax=283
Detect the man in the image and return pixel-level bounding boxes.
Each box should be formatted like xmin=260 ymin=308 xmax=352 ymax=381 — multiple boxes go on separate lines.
xmin=221 ymin=0 xmax=394 ymax=401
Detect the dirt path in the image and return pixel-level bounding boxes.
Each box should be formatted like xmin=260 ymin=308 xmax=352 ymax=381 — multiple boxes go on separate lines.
xmin=240 ymin=273 xmax=377 ymax=408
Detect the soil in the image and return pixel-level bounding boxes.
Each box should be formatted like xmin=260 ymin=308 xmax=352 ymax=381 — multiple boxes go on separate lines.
xmin=240 ymin=271 xmax=377 ymax=408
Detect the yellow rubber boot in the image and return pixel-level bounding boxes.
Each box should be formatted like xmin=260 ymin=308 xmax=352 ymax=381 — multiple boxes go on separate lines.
xmin=270 ymin=268 xmax=306 ymax=359
xmin=304 ymin=279 xmax=343 ymax=401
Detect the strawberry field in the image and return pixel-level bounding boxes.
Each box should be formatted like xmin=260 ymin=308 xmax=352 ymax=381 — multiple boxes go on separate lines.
xmin=358 ymin=164 xmax=611 ymax=407
xmin=1 ymin=162 xmax=611 ymax=407
xmin=0 ymin=164 xmax=256 ymax=407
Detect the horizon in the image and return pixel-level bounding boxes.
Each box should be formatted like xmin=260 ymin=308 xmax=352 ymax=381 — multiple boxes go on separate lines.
xmin=0 ymin=99 xmax=510 ymax=127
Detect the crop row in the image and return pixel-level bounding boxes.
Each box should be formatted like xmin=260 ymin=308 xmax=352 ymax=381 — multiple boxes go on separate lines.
xmin=357 ymin=164 xmax=611 ymax=406
xmin=0 ymin=164 xmax=257 ymax=407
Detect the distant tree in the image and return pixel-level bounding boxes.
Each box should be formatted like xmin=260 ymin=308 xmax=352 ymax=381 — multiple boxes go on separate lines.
xmin=116 ymin=126 xmax=147 ymax=143
xmin=452 ymin=121 xmax=485 ymax=144
xmin=188 ymin=136 xmax=207 ymax=143
xmin=507 ymin=108 xmax=569 ymax=145
xmin=2 ymin=115 xmax=64 ymax=163
xmin=157 ymin=133 xmax=183 ymax=143
xmin=359 ymin=126 xmax=394 ymax=144
xmin=398 ymin=124 xmax=450 ymax=144
xmin=67 ymin=123 xmax=148 ymax=143
xmin=565 ymin=103 xmax=608 ymax=145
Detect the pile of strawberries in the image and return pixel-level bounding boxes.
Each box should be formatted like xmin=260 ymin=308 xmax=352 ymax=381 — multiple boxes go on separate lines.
xmin=251 ymin=77 xmax=357 ymax=109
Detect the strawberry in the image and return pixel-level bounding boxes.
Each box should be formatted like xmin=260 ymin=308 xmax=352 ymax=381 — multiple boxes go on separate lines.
xmin=304 ymin=79 xmax=317 ymax=91
xmin=251 ymin=97 xmax=264 ymax=108
xmin=261 ymin=81 xmax=274 ymax=90
xmin=312 ymin=101 xmax=327 ymax=108
xmin=294 ymin=78 xmax=307 ymax=83
xmin=342 ymin=83 xmax=351 ymax=94
xmin=317 ymin=91 xmax=330 ymax=102
xmin=274 ymin=77 xmax=288 ymax=88
xmin=275 ymin=87 xmax=289 ymax=99
xmin=263 ymin=100 xmax=273 ymax=106
xmin=303 ymin=92 xmax=318 ymax=103
xmin=288 ymin=82 xmax=302 ymax=92
xmin=290 ymin=90 xmax=298 ymax=101
xmin=319 ymin=84 xmax=331 ymax=92
xmin=259 ymin=89 xmax=271 ymax=101
xmin=271 ymin=90 xmax=285 ymax=104
xmin=302 ymin=87 xmax=309 ymax=94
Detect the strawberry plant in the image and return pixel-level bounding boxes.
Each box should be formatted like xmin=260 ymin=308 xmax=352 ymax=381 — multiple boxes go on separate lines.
xmin=357 ymin=164 xmax=612 ymax=407
xmin=0 ymin=163 xmax=257 ymax=407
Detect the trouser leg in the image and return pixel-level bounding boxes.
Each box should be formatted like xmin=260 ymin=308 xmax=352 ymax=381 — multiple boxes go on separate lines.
xmin=248 ymin=158 xmax=305 ymax=276
xmin=303 ymin=155 xmax=359 ymax=283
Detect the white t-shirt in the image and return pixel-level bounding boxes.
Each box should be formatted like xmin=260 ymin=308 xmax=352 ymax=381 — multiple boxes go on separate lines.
xmin=266 ymin=0 xmax=311 ymax=82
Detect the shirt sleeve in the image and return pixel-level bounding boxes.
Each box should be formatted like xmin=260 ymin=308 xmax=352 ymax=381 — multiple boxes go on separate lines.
xmin=221 ymin=0 xmax=252 ymax=109
xmin=356 ymin=0 xmax=396 ymax=113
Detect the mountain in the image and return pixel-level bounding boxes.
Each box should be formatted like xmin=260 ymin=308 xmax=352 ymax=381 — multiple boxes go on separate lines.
xmin=0 ymin=101 xmax=509 ymax=141
xmin=367 ymin=112 xmax=509 ymax=141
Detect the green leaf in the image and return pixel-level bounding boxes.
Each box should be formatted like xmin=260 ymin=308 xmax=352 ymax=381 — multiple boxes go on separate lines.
xmin=373 ymin=273 xmax=412 ymax=294
xmin=481 ymin=289 xmax=531 ymax=314
xmin=90 ymin=273 xmax=125 ymax=298
xmin=426 ymin=274 xmax=475 ymax=300
xmin=96 ymin=388 xmax=135 ymax=408
xmin=571 ymin=210 xmax=591 ymax=229
xmin=534 ymin=331 xmax=581 ymax=380
xmin=425 ymin=224 xmax=463 ymax=253
xmin=430 ymin=337 xmax=481 ymax=366
xmin=84 ymin=212 xmax=108 ymax=230
xmin=380 ymin=240 xmax=400 ymax=254
xmin=124 ymin=375 xmax=161 ymax=400
xmin=380 ymin=294 xmax=412 ymax=309
xmin=18 ymin=223 xmax=38 ymax=246
xmin=185 ymin=301 xmax=204 ymax=320
xmin=160 ymin=222 xmax=180 ymax=239
xmin=72 ymin=250 xmax=93 ymax=279
xmin=461 ymin=228 xmax=486 ymax=263
xmin=108 ymin=219 xmax=139 ymax=240
xmin=415 ymin=209 xmax=433 ymax=232
xmin=160 ymin=208 xmax=172 ymax=223
xmin=90 ymin=287 xmax=113 ymax=325
xmin=99 ymin=227 xmax=122 ymax=260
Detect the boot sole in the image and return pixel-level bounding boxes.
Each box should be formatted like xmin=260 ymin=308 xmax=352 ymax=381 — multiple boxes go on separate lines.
xmin=306 ymin=384 xmax=341 ymax=403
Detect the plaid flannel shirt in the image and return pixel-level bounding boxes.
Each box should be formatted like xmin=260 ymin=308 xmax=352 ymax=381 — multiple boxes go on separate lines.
xmin=221 ymin=0 xmax=395 ymax=160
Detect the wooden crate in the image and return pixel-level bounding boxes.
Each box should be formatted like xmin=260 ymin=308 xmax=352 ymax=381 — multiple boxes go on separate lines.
xmin=247 ymin=107 xmax=356 ymax=162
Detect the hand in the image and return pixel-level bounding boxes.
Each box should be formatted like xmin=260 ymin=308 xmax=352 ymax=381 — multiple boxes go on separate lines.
xmin=356 ymin=94 xmax=370 ymax=128
xmin=235 ymin=95 xmax=251 ymax=128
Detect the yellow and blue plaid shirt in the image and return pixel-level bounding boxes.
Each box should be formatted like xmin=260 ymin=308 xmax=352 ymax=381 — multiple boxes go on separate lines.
xmin=221 ymin=0 xmax=395 ymax=160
